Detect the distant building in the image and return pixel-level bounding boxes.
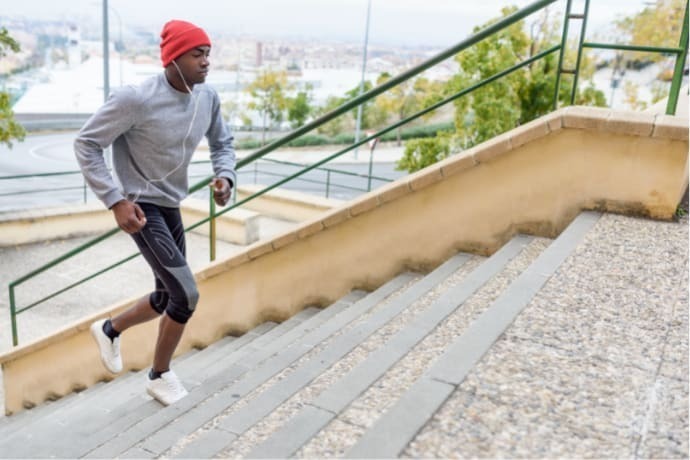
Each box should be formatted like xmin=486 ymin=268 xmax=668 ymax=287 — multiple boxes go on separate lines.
xmin=67 ymin=23 xmax=81 ymax=69
xmin=256 ymin=42 xmax=263 ymax=67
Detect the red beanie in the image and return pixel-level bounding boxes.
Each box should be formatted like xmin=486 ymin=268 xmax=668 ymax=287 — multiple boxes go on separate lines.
xmin=160 ymin=20 xmax=211 ymax=67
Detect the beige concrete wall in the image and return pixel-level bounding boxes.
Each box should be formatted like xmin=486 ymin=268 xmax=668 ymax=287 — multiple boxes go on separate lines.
xmin=0 ymin=200 xmax=261 ymax=247
xmin=0 ymin=203 xmax=114 ymax=247
xmin=179 ymin=198 xmax=260 ymax=245
xmin=235 ymin=184 xmax=343 ymax=222
xmin=1 ymin=106 xmax=687 ymax=415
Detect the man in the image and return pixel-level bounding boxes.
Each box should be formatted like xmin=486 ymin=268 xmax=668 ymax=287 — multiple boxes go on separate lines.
xmin=74 ymin=19 xmax=236 ymax=406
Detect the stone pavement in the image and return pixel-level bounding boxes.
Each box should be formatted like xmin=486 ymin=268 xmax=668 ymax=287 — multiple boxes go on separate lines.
xmin=197 ymin=141 xmax=406 ymax=164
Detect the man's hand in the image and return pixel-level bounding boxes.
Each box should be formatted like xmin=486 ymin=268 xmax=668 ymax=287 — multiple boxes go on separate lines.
xmin=212 ymin=177 xmax=232 ymax=206
xmin=111 ymin=200 xmax=147 ymax=234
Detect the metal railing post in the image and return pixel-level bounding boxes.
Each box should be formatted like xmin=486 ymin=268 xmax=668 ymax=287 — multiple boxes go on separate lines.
xmin=570 ymin=0 xmax=591 ymax=105
xmin=367 ymin=138 xmax=379 ymax=192
xmin=554 ymin=0 xmax=573 ymax=109
xmin=209 ymin=185 xmax=216 ymax=262
xmin=667 ymin=1 xmax=689 ymax=115
xmin=10 ymin=284 xmax=18 ymax=346
xmin=325 ymin=170 xmax=331 ymax=198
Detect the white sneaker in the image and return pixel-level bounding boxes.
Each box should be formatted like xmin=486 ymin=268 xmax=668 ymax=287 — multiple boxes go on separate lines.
xmin=90 ymin=319 xmax=122 ymax=374
xmin=146 ymin=370 xmax=188 ymax=406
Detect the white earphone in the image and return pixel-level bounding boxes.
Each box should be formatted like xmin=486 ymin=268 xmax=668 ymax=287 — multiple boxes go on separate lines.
xmin=128 ymin=59 xmax=202 ymax=203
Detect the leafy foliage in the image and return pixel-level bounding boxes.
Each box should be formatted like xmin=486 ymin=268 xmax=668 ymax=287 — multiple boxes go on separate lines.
xmin=0 ymin=27 xmax=25 ymax=149
xmin=315 ymin=95 xmax=347 ymax=137
xmin=245 ymin=70 xmax=291 ymax=144
xmin=397 ymin=133 xmax=452 ymax=173
xmin=286 ymin=84 xmax=313 ymax=129
xmin=374 ymin=73 xmax=444 ymax=145
xmin=344 ymin=81 xmax=377 ymax=130
xmin=397 ymin=6 xmax=606 ymax=173
xmin=613 ymin=0 xmax=686 ymax=107
xmin=615 ymin=0 xmax=686 ymax=62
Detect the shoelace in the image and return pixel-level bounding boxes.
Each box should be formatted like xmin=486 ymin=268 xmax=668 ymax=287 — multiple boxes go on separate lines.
xmin=164 ymin=374 xmax=185 ymax=394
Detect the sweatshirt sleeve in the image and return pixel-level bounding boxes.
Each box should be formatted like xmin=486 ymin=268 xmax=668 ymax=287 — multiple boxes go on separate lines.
xmin=205 ymin=90 xmax=237 ymax=189
xmin=73 ymin=87 xmax=138 ymax=209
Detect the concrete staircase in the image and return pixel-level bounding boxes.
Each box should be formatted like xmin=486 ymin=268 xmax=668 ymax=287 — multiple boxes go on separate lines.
xmin=0 ymin=211 xmax=679 ymax=458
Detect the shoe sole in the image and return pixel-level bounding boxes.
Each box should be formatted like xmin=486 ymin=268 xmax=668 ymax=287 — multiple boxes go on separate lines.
xmin=146 ymin=386 xmax=188 ymax=406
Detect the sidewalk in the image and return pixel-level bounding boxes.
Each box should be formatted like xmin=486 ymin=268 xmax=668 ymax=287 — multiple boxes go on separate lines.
xmin=0 ymin=216 xmax=296 ymax=354
xmin=195 ymin=141 xmax=406 ymax=165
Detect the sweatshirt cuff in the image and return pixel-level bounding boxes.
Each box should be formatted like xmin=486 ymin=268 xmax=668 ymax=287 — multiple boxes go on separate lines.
xmin=103 ymin=189 xmax=126 ymax=209
xmin=220 ymin=171 xmax=236 ymax=189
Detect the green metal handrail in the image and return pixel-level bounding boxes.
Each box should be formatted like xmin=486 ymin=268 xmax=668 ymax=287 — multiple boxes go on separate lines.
xmin=248 ymin=157 xmax=396 ymax=196
xmin=8 ymin=0 xmax=688 ymax=346
xmin=554 ymin=0 xmax=688 ymax=110
xmin=582 ymin=43 xmax=684 ymax=54
xmin=0 ymin=157 xmax=392 ymax=205
xmin=557 ymin=0 xmax=689 ymax=113
xmin=0 ymin=170 xmax=84 ymax=180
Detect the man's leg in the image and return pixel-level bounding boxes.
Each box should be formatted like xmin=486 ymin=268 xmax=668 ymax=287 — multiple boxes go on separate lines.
xmin=90 ymin=205 xmax=170 ymax=374
xmin=111 ymin=295 xmax=160 ymax=333
xmin=152 ymin=312 xmax=185 ymax=373
xmin=91 ymin=295 xmax=161 ymax=372
xmin=138 ymin=205 xmax=197 ymax=405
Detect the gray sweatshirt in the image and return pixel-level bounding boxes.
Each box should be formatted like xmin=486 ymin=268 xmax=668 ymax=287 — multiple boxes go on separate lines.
xmin=74 ymin=73 xmax=237 ymax=209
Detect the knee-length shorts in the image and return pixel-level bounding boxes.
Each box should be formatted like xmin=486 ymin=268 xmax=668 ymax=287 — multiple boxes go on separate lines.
xmin=130 ymin=202 xmax=199 ymax=324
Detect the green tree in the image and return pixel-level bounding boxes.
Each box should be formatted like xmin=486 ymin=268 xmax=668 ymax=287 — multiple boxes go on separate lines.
xmin=375 ymin=73 xmax=443 ymax=146
xmin=614 ymin=0 xmax=686 ymax=107
xmin=450 ymin=6 xmax=529 ymax=149
xmin=245 ymin=70 xmax=291 ymax=144
xmin=397 ymin=132 xmax=452 ymax=173
xmin=286 ymin=83 xmax=313 ymax=129
xmin=0 ymin=28 xmax=25 ymax=149
xmin=345 ymin=81 xmax=375 ymax=130
xmin=616 ymin=0 xmax=686 ymax=63
xmin=221 ymin=99 xmax=239 ymax=126
xmin=315 ymin=95 xmax=347 ymax=137
xmin=397 ymin=6 xmax=606 ymax=173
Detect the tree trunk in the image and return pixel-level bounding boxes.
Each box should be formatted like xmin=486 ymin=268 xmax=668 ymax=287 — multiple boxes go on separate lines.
xmin=261 ymin=111 xmax=267 ymax=146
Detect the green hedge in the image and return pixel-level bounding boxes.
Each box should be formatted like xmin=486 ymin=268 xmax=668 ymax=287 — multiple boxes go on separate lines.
xmin=379 ymin=122 xmax=455 ymax=142
xmin=233 ymin=121 xmax=455 ymax=150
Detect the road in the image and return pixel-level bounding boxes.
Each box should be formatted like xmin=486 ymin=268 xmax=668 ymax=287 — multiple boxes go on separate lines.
xmin=0 ymin=132 xmax=407 ymax=212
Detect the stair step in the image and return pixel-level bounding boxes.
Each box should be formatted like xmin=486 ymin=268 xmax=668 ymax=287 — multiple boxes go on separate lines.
xmin=246 ymin=235 xmax=535 ymax=459
xmin=0 ymin=211 xmax=612 ymax=459
xmin=0 ymin=299 xmax=343 ymax=457
xmin=116 ymin=271 xmax=425 ymax=459
xmin=0 ymin=338 xmax=228 ymax=443
xmin=0 ymin=340 xmax=207 ymax=441
xmin=0 ymin=381 xmax=107 ymax=440
xmin=77 ymin=279 xmax=405 ymax=458
xmin=165 ymin=253 xmax=479 ymax=459
xmin=294 ymin=236 xmax=551 ymax=458
xmin=345 ymin=212 xmax=602 ymax=458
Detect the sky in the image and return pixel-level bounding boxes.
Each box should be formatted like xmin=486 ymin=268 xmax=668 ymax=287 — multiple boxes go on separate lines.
xmin=3 ymin=0 xmax=650 ymax=47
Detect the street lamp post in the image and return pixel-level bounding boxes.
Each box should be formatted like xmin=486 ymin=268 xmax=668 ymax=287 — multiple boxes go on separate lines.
xmin=354 ymin=0 xmax=372 ymax=160
xmin=100 ymin=0 xmax=124 ymax=96
xmin=102 ymin=0 xmax=110 ymax=102
xmin=109 ymin=6 xmax=124 ymax=87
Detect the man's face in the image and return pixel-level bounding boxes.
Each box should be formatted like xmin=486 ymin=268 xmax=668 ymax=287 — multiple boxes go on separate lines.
xmin=175 ymin=45 xmax=211 ymax=85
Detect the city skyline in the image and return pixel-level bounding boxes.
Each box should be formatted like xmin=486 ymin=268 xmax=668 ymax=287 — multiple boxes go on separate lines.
xmin=4 ymin=0 xmax=650 ymax=47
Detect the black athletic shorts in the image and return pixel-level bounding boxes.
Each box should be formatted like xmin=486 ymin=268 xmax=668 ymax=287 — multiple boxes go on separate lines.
xmin=130 ymin=202 xmax=199 ymax=323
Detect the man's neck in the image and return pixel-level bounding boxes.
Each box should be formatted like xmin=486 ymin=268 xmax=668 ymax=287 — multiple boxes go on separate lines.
xmin=164 ymin=68 xmax=193 ymax=93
